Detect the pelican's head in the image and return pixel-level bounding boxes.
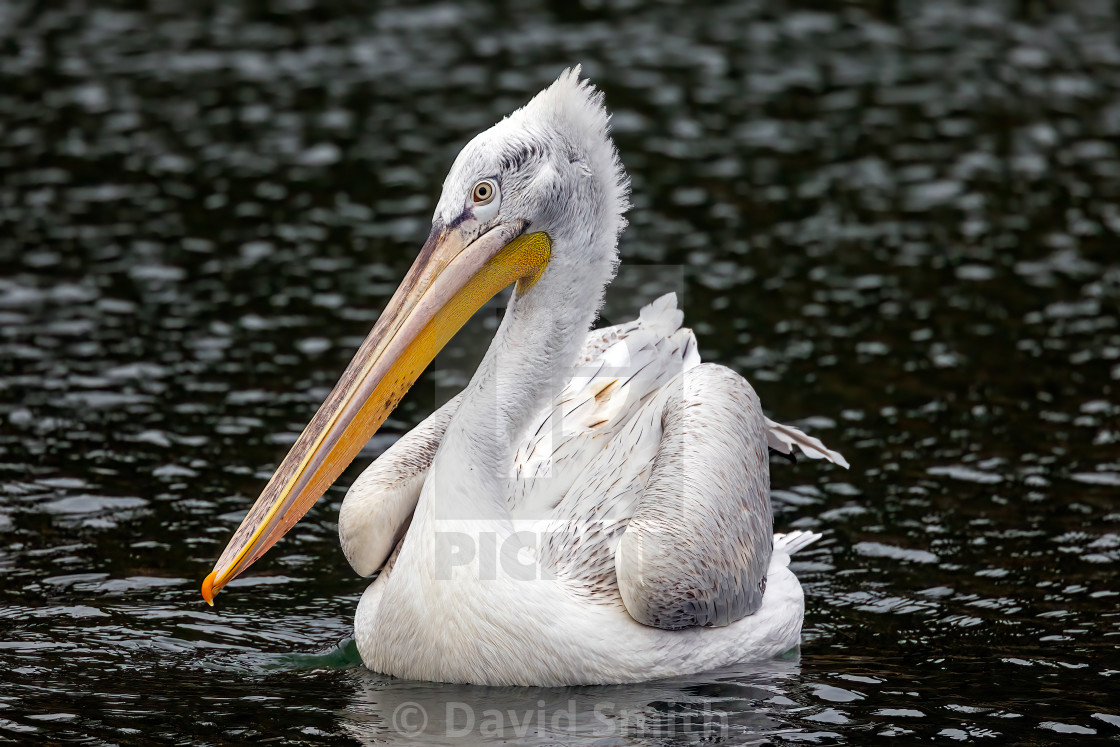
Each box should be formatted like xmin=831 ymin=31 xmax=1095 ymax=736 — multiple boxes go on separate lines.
xmin=433 ymin=67 xmax=629 ymax=291
xmin=201 ymin=67 xmax=629 ymax=603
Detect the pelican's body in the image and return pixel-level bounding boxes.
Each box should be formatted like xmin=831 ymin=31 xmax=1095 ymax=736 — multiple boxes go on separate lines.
xmin=202 ymin=69 xmax=848 ymax=686
xmin=342 ymin=294 xmax=842 ymax=684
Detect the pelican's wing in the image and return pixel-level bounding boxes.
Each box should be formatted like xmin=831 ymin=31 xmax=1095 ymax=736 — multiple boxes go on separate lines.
xmin=338 ymin=393 xmax=462 ymax=576
xmin=613 ymin=370 xmax=845 ymax=630
xmin=611 ymin=363 xmax=775 ymax=629
xmin=535 ymin=360 xmax=846 ymax=631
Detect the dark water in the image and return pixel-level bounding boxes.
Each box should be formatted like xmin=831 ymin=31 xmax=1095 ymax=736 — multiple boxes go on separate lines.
xmin=2 ymin=0 xmax=1119 ymax=743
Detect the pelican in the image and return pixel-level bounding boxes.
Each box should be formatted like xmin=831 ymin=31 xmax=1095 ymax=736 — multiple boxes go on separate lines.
xmin=201 ymin=68 xmax=848 ymax=687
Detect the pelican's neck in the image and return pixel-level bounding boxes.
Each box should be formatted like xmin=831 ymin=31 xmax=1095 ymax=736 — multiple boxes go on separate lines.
xmin=422 ymin=255 xmax=611 ymax=522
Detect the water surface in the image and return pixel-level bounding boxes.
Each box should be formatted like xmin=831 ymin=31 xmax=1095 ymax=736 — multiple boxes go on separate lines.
xmin=2 ymin=0 xmax=1119 ymax=743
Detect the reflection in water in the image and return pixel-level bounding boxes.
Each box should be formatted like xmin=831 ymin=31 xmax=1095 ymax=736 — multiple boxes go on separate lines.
xmin=343 ymin=659 xmax=802 ymax=745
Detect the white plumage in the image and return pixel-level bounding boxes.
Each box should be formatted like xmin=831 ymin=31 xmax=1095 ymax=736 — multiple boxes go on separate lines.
xmin=208 ymin=68 xmax=848 ymax=686
xmin=335 ymin=70 xmax=848 ymax=685
xmin=341 ymin=286 xmax=846 ymax=684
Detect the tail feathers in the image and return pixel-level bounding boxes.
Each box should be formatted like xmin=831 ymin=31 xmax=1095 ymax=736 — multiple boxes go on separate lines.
xmin=772 ymin=530 xmax=823 ymax=564
xmin=766 ymin=419 xmax=849 ymax=469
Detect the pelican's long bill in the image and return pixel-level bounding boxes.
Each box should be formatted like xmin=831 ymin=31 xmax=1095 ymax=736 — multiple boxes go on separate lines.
xmin=201 ymin=221 xmax=551 ymax=604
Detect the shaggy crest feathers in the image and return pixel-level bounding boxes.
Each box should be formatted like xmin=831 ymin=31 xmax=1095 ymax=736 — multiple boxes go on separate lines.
xmin=508 ymin=66 xmax=631 ymax=242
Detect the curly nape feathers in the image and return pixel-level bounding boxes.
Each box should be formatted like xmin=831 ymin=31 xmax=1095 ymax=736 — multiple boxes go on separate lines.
xmin=508 ymin=66 xmax=631 ymax=245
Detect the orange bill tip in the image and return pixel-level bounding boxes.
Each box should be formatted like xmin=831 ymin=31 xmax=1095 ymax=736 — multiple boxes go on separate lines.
xmin=201 ymin=570 xmax=218 ymax=606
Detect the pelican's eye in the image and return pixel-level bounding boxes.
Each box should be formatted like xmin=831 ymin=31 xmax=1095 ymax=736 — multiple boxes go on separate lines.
xmin=472 ymin=179 xmax=498 ymax=206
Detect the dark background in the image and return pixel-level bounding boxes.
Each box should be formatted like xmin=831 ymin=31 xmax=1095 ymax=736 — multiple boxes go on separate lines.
xmin=1 ymin=0 xmax=1118 ymax=743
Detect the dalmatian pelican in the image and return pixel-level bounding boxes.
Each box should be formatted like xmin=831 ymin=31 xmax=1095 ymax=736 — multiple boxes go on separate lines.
xmin=201 ymin=68 xmax=848 ymax=686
